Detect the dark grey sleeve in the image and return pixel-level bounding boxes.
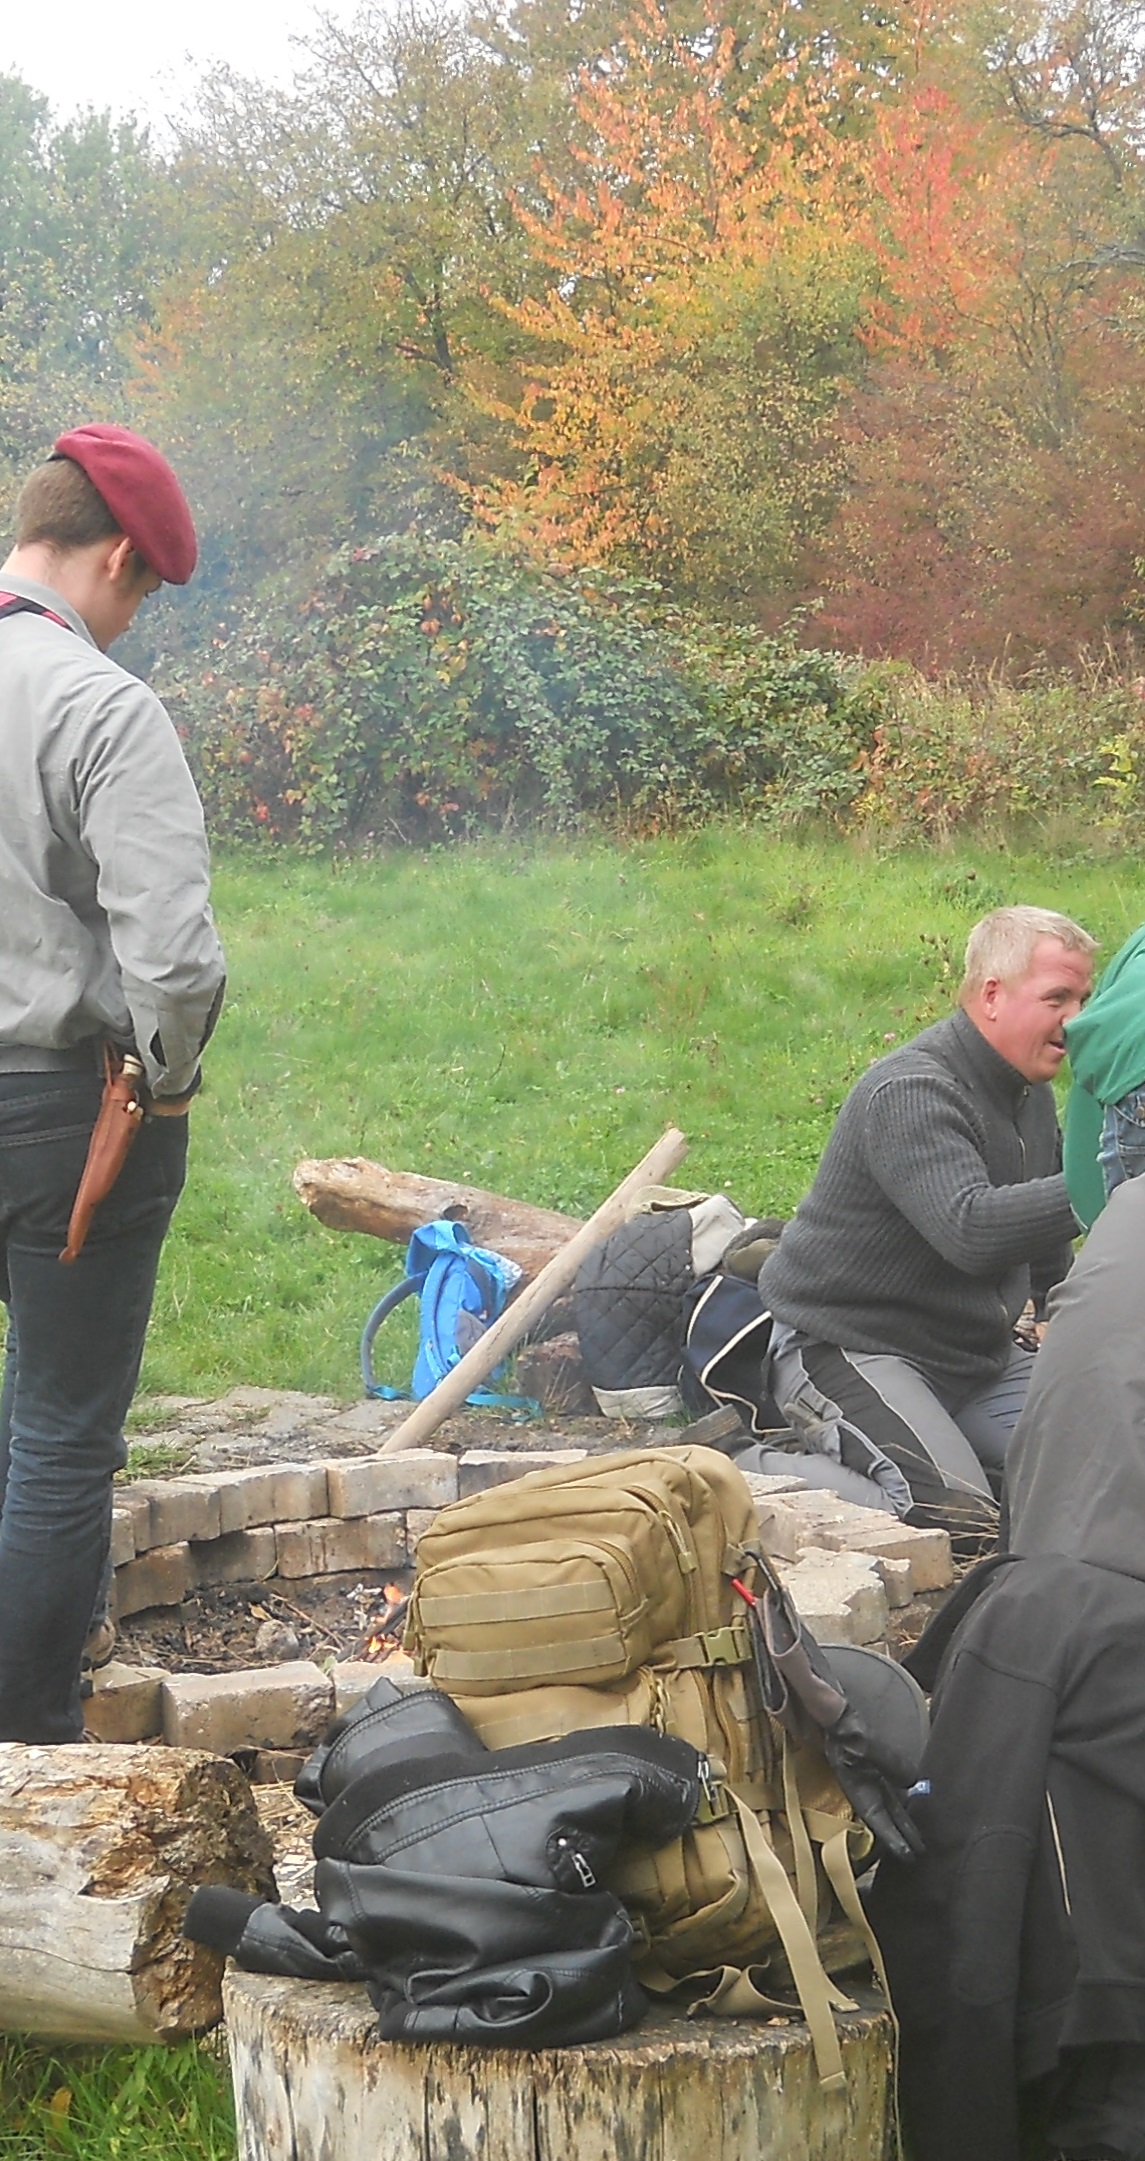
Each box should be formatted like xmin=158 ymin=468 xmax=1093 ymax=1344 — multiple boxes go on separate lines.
xmin=74 ymin=676 xmax=226 ymax=1095
xmin=863 ymin=1074 xmax=1078 ymax=1276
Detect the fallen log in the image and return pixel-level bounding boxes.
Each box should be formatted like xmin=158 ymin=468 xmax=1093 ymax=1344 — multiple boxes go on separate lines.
xmin=377 ymin=1127 xmax=688 ymax=1453
xmin=225 ymin=1973 xmax=895 ymax=2161
xmin=292 ymin=1158 xmax=582 ymax=1277
xmin=0 ymin=1743 xmax=275 ymax=2043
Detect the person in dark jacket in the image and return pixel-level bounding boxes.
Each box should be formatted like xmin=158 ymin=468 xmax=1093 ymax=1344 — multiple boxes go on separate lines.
xmin=870 ymin=1174 xmax=1145 ymax=2161
xmin=756 ymin=905 xmax=1094 ymax=1539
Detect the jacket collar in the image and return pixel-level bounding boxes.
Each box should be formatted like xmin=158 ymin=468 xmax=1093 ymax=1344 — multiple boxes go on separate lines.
xmin=0 ymin=572 xmax=95 ymax=648
xmin=947 ymin=1004 xmax=1031 ymax=1107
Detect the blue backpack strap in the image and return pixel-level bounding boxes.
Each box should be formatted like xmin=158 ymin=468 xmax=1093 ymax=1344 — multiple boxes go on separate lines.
xmin=360 ymin=1277 xmax=419 ymax=1400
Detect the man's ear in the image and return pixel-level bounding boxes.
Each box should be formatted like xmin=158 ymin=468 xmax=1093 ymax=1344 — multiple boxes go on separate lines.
xmin=105 ymin=534 xmax=136 ymax=584
xmin=979 ymin=974 xmax=1003 ymax=1023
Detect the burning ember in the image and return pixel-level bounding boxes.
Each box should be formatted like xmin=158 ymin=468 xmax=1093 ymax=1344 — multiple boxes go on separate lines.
xmin=356 ymin=1582 xmax=410 ymax=1663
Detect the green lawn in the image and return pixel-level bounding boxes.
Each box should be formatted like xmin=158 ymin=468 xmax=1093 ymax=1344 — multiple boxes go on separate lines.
xmin=5 ymin=827 xmax=1145 ymax=2157
xmin=135 ymin=829 xmax=1145 ymax=1406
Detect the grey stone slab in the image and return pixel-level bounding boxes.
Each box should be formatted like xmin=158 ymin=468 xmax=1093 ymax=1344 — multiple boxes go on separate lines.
xmin=274 ymin=1514 xmax=407 ymax=1580
xmin=326 ymin=1453 xmax=458 ymax=1517
xmin=457 ymin=1449 xmax=588 ymax=1498
xmin=162 ymin=1663 xmax=334 ymax=1754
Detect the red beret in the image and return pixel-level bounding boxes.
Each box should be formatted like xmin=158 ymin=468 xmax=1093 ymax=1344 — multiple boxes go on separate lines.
xmin=52 ymin=423 xmax=198 ymax=585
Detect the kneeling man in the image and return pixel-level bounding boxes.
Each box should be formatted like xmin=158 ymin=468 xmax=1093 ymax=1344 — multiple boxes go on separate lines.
xmin=756 ymin=906 xmax=1094 ymax=1539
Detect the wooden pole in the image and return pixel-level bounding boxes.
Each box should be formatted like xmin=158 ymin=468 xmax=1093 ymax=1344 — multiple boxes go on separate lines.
xmin=376 ymin=1127 xmax=688 ymax=1455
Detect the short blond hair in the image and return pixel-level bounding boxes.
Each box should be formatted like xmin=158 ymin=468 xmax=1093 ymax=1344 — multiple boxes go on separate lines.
xmin=961 ymin=906 xmax=1097 ymax=999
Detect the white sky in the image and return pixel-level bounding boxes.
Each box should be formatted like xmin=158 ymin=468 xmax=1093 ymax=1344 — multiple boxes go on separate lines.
xmin=2 ymin=0 xmax=369 ymax=131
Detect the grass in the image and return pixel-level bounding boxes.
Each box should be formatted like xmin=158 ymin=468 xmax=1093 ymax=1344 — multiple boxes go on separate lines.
xmin=131 ymin=827 xmax=1145 ymax=1407
xmin=5 ymin=825 xmax=1145 ymax=2155
xmin=0 ymin=2035 xmax=235 ymax=2159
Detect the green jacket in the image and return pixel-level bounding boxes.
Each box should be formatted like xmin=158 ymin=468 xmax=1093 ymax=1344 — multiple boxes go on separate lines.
xmin=1062 ymin=922 xmax=1145 ymax=1227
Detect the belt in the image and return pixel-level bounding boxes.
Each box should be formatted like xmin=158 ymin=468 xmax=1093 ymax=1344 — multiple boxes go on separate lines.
xmin=0 ymin=1041 xmax=103 ymax=1074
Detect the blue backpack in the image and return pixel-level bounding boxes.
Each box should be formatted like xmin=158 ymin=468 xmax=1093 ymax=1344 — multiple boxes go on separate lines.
xmin=360 ymin=1219 xmax=534 ymax=1409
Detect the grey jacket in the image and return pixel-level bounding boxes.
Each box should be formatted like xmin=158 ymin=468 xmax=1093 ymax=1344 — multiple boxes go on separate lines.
xmin=1008 ymin=1171 xmax=1145 ymax=1572
xmin=758 ymin=1008 xmax=1077 ymax=1405
xmin=0 ymin=573 xmax=224 ymax=1096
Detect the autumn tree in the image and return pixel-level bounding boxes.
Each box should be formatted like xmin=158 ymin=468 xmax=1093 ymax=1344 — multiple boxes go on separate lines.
xmin=817 ymin=1 xmax=1145 ymax=664
xmin=0 ymin=79 xmax=180 ymax=521
xmin=467 ymin=0 xmax=873 ymax=610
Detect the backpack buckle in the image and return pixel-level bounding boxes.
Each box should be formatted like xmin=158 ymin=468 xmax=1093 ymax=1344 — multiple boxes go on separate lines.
xmin=697 ymin=1622 xmax=750 ymax=1667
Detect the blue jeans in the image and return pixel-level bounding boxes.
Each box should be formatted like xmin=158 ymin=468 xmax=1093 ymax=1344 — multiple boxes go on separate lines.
xmin=0 ymin=1070 xmax=187 ymax=1741
xmin=1098 ymin=1085 xmax=1145 ymax=1203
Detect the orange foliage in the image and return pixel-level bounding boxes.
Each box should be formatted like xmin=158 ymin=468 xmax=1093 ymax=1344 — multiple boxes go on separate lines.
xmin=469 ymin=0 xmax=861 ymax=571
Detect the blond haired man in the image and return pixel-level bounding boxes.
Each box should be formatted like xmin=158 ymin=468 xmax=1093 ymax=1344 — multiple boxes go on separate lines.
xmin=754 ymin=907 xmax=1095 ymax=1539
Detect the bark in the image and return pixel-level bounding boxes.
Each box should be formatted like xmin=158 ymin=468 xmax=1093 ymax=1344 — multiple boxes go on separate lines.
xmin=225 ymin=1973 xmax=895 ymax=2161
xmin=0 ymin=1744 xmax=275 ymax=2043
xmin=292 ymin=1158 xmax=583 ymax=1278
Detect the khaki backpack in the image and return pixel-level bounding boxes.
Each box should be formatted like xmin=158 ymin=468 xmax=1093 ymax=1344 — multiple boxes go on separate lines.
xmin=405 ymin=1443 xmax=887 ymax=2088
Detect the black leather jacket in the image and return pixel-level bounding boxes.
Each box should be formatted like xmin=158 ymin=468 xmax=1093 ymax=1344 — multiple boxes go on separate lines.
xmin=185 ymin=1675 xmax=702 ymax=2048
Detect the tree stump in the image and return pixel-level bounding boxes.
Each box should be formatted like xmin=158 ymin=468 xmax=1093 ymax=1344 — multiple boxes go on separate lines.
xmin=0 ymin=1743 xmax=274 ymax=2044
xmin=224 ymin=1973 xmax=894 ymax=2161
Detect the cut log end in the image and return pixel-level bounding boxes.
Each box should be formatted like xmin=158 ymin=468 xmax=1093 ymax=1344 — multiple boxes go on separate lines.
xmin=0 ymin=1744 xmax=275 ymax=2044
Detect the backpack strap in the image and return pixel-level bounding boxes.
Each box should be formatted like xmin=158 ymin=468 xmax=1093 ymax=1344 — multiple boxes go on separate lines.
xmin=360 ymin=1278 xmax=419 ymax=1399
xmin=0 ymin=593 xmax=74 ymax=632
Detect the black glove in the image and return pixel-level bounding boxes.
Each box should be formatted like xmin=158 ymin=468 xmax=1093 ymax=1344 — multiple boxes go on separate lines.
xmin=743 ymin=1551 xmax=924 ymax=1865
xmin=819 ymin=1704 xmax=924 ymax=1864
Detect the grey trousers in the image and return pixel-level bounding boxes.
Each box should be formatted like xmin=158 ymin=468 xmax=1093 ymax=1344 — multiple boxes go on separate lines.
xmin=733 ymin=1337 xmax=1032 ymax=1540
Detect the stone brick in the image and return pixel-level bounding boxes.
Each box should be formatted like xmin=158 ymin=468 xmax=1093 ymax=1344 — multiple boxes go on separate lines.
xmin=132 ymin=1477 xmax=221 ymax=1548
xmin=741 ymin=1470 xmax=813 ymax=1499
xmin=874 ymin=1555 xmax=915 ymax=1608
xmin=109 ymin=1507 xmax=136 ymax=1569
xmin=114 ymin=1485 xmax=153 ymax=1551
xmin=325 ymin=1452 xmax=458 ymax=1518
xmin=161 ymin=1662 xmax=334 ymax=1753
xmin=82 ymin=1662 xmax=165 ymax=1743
xmin=750 ymin=1496 xmax=803 ymax=1565
xmin=331 ymin=1653 xmax=428 ymax=1717
xmin=818 ymin=1519 xmax=954 ymax=1594
xmin=406 ymin=1509 xmax=438 ymax=1551
xmin=775 ymin=1551 xmax=889 ymax=1645
xmin=457 ymin=1449 xmax=588 ymax=1498
xmin=274 ymin=1513 xmax=406 ymax=1580
xmin=779 ymin=1490 xmax=871 ymax=1534
xmin=112 ymin=1542 xmax=194 ymax=1616
xmin=193 ymin=1526 xmax=278 ymax=1586
xmin=210 ymin=1463 xmax=330 ymax=1533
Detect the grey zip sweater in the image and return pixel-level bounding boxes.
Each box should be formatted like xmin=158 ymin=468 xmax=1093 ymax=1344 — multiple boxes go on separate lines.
xmin=757 ymin=1008 xmax=1077 ymax=1407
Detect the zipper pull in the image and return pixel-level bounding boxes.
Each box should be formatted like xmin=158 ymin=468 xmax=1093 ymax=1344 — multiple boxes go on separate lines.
xmin=661 ymin=1511 xmax=698 ymax=1572
xmin=555 ymin=1834 xmax=597 ymax=1890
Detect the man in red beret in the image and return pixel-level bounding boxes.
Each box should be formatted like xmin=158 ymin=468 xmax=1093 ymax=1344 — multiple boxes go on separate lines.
xmin=0 ymin=425 xmax=225 ymax=1742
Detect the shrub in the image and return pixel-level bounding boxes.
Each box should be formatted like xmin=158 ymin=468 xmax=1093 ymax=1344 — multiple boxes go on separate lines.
xmin=850 ymin=669 xmax=1145 ymax=840
xmin=164 ymin=537 xmax=874 ymax=845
